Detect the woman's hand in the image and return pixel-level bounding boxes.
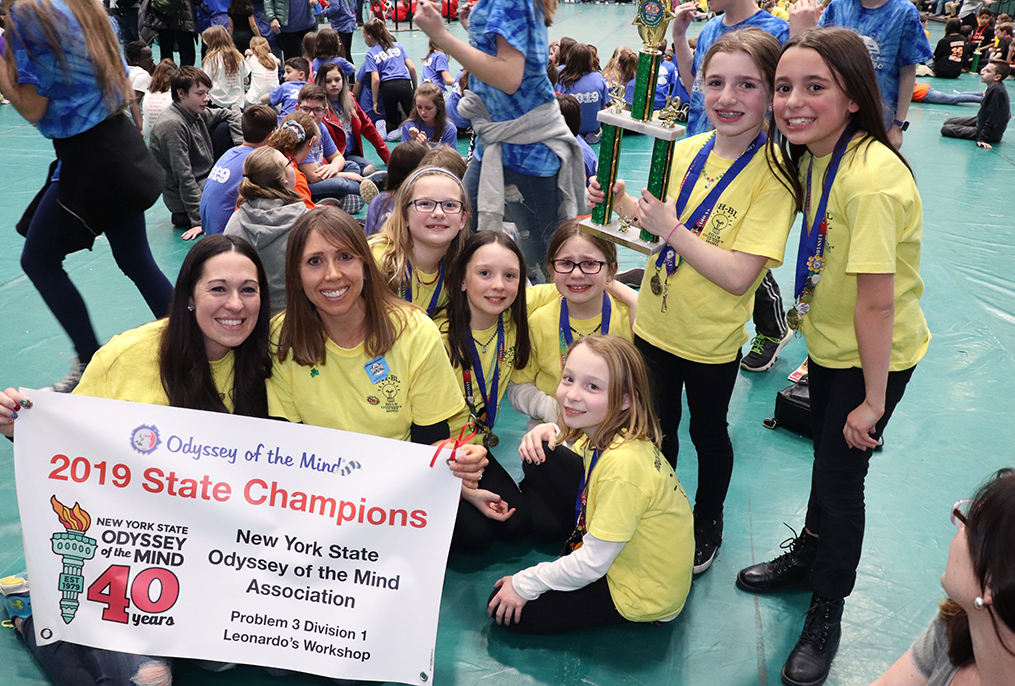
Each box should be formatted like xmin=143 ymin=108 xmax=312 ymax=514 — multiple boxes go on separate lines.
xmin=587 ymin=177 xmax=627 ymax=210
xmin=843 ymin=399 xmax=883 ymax=451
xmin=270 ymin=19 xmax=281 ymax=34
xmin=445 ymin=442 xmax=488 ymax=489
xmin=670 ymin=2 xmax=698 ymax=38
xmin=637 ymin=190 xmax=678 ymax=239
xmin=488 ymin=576 xmax=526 ymax=626
xmin=462 ymin=487 xmax=515 ymax=521
xmin=415 ymin=0 xmax=451 ymax=42
xmin=789 ymin=0 xmax=822 ymax=37
xmin=519 ymin=423 xmax=558 ymax=464
xmin=0 ymin=388 xmax=31 ymax=440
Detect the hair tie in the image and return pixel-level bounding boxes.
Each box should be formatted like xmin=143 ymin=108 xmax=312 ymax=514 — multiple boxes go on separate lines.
xmin=280 ymin=120 xmax=306 ymax=143
xmin=403 ymin=166 xmax=468 ymax=199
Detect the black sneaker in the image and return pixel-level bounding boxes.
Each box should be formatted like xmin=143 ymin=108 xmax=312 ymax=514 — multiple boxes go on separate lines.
xmin=741 ymin=330 xmax=793 ymax=372
xmin=737 ymin=526 xmax=817 ymax=594
xmin=692 ymin=512 xmax=722 ymax=574
xmin=781 ymin=594 xmax=843 ymax=686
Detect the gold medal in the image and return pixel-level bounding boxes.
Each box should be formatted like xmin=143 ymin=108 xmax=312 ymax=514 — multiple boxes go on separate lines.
xmin=786 ymin=307 xmax=802 ymax=331
xmin=650 ymin=274 xmax=663 ymax=296
xmin=482 ymin=432 xmax=499 ymax=449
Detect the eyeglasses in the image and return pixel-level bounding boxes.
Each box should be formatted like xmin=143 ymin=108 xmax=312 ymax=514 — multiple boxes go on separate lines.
xmin=409 ymin=199 xmax=464 ymax=214
xmin=951 ymin=499 xmax=973 ymax=527
xmin=551 ymin=259 xmax=608 ymax=275
xmin=298 ymin=105 xmax=325 ymax=116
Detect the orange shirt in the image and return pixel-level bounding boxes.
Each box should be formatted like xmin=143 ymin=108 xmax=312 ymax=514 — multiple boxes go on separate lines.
xmin=286 ymin=153 xmax=316 ymax=209
xmin=912 ymin=83 xmax=930 ymax=102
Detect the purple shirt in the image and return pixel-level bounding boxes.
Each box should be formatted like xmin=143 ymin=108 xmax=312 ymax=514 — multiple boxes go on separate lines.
xmin=400 ymin=119 xmax=458 ymax=147
xmin=364 ymin=42 xmax=411 ymax=82
xmin=557 ymin=71 xmax=610 ymax=135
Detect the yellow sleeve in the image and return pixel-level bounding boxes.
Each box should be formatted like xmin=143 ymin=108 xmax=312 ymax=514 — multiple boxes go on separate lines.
xmin=266 ymin=317 xmax=302 ymax=422
xmin=844 ymin=191 xmax=902 ymax=275
xmin=526 ymin=283 xmax=561 ymax=312
xmin=405 ymin=317 xmax=467 ymax=427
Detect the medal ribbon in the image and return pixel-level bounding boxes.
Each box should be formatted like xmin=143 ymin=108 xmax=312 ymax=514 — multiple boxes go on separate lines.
xmin=401 ymin=259 xmax=446 ymax=317
xmin=655 ymin=130 xmax=767 ymax=276
xmin=464 ymin=314 xmax=504 ymax=430
xmin=558 ymin=294 xmax=612 ymax=366
xmin=793 ymin=126 xmax=856 ymax=300
xmin=573 ymin=446 xmax=602 ymax=530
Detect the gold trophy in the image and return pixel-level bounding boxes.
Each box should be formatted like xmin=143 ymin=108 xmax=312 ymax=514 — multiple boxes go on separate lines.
xmin=582 ymin=0 xmax=685 ymax=255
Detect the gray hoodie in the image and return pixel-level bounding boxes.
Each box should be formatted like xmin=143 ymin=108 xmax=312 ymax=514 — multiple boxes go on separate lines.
xmin=224 ymin=197 xmax=308 ymax=314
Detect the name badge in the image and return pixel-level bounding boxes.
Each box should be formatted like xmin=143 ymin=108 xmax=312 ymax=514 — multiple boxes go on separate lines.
xmin=364 ymin=356 xmax=390 ymax=384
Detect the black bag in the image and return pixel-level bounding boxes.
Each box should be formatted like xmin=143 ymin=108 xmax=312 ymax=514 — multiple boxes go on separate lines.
xmin=15 ymin=159 xmax=100 ymax=255
xmin=763 ymin=375 xmax=812 ymax=437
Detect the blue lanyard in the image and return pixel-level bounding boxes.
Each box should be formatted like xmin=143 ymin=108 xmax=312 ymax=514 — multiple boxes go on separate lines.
xmin=793 ymin=126 xmax=855 ymax=299
xmin=401 ymin=259 xmax=445 ymax=317
xmin=559 ymin=293 xmax=611 ymax=349
xmin=656 ymin=131 xmax=766 ymax=276
xmin=464 ymin=314 xmax=504 ymax=429
xmin=573 ymin=446 xmax=602 ymax=525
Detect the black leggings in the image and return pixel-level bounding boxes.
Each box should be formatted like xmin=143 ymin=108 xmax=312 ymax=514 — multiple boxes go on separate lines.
xmin=489 ymin=575 xmax=631 ymax=634
xmin=338 ymin=31 xmax=354 ymax=63
xmin=379 ymin=78 xmax=414 ymax=135
xmin=520 ymin=442 xmax=584 ymax=545
xmin=157 ymin=30 xmax=196 ymax=66
xmin=451 ymin=453 xmax=531 ymax=554
xmin=278 ymin=27 xmax=315 ymax=62
xmin=635 ymin=336 xmax=740 ymax=520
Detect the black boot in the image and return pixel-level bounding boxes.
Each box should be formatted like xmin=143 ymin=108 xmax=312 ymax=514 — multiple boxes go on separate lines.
xmin=781 ymin=594 xmax=843 ymax=686
xmin=736 ymin=526 xmax=817 ymax=593
xmin=693 ymin=510 xmax=723 ymax=574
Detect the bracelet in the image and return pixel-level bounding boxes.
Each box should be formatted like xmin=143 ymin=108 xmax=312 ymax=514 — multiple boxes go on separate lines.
xmin=664 ymin=223 xmax=680 ymax=245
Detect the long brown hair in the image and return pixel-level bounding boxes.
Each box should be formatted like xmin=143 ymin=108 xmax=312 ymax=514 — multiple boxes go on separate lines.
xmin=277 ymin=207 xmax=409 ymax=365
xmin=315 ymin=61 xmax=354 ymax=121
xmin=249 ymin=36 xmax=277 ymax=71
xmin=5 ymin=0 xmax=133 ymax=111
xmin=364 ymin=19 xmax=395 ymax=50
xmin=407 ymin=82 xmax=450 ymax=142
xmin=768 ymin=27 xmax=913 ymax=212
xmin=557 ymin=336 xmax=663 ymax=451
xmin=315 ymin=28 xmax=344 ymax=60
xmin=237 ymin=147 xmax=303 ymax=206
xmin=149 ymin=58 xmax=178 ymax=93
xmin=202 ymin=24 xmax=244 ymax=77
xmin=558 ymin=43 xmax=595 ymax=89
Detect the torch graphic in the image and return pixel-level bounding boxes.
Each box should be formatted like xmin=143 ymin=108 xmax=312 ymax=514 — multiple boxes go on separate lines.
xmin=50 ymin=496 xmax=96 ymax=624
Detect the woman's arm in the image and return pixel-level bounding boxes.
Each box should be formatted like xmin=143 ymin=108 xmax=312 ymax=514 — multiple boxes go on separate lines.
xmin=440 ymin=69 xmax=453 ymax=86
xmin=846 ymin=272 xmax=894 ymax=450
xmin=415 ymin=1 xmax=525 ymax=95
xmin=249 ymin=15 xmax=261 ymax=37
xmin=371 ymin=71 xmax=381 ymax=113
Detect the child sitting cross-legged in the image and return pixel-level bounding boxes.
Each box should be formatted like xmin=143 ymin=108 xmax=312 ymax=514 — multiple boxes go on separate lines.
xmin=941 ymin=58 xmax=1011 ymax=149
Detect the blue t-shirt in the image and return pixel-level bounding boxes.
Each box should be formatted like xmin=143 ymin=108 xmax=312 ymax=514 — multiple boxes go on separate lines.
xmin=468 ymin=0 xmax=559 ymax=176
xmin=285 ymin=0 xmax=316 ymax=31
xmin=299 ymin=124 xmax=339 ymax=165
xmin=423 ymin=51 xmax=451 ymax=86
xmin=688 ymin=10 xmax=789 ymax=136
xmin=270 ymin=80 xmax=307 ymax=118
xmin=9 ymin=0 xmax=123 ymax=139
xmin=364 ymin=42 xmax=412 ymax=82
xmin=400 ymin=119 xmax=459 ymax=146
xmin=820 ymin=0 xmax=933 ymax=125
xmin=624 ymin=60 xmax=685 ymax=113
xmin=356 ymin=62 xmax=384 ymax=119
xmin=200 ymin=145 xmax=255 ymax=235
xmin=312 ymin=57 xmax=355 ymax=81
xmin=557 ymin=71 xmax=610 ymax=135
xmin=447 ymin=69 xmax=469 ymax=129
xmin=323 ymin=0 xmax=356 ymax=33
xmin=577 ymin=136 xmax=597 ymax=186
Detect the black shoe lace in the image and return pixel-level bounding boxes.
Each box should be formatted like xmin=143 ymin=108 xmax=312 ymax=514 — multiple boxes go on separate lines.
xmin=769 ymin=524 xmax=806 ymax=571
xmin=798 ymin=595 xmax=837 ymax=649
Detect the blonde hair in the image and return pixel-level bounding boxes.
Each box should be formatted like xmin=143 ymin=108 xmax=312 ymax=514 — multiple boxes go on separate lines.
xmin=557 ymin=336 xmax=663 ymax=451
xmin=202 ymin=25 xmax=244 ymax=77
xmin=5 ymin=0 xmax=133 ymax=112
xmin=540 ymin=0 xmax=557 ymax=26
xmin=237 ymin=147 xmax=303 ymax=206
xmin=602 ymin=45 xmax=635 ymax=86
xmin=249 ymin=36 xmax=277 ymax=72
xmin=371 ymin=167 xmax=470 ymax=295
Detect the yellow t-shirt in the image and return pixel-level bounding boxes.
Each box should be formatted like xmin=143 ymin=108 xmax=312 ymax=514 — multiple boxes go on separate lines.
xmin=439 ymin=316 xmax=529 ymax=444
xmin=634 ymin=132 xmax=796 ymax=363
xmin=518 ymin=294 xmax=632 ymax=397
xmin=74 ymin=319 xmax=236 ymax=411
xmin=526 ymin=283 xmax=559 ymax=312
xmin=267 ymin=305 xmax=465 ymax=440
xmin=798 ymin=139 xmax=930 ymax=370
xmin=369 ymin=237 xmax=449 ymax=317
xmin=575 ymin=434 xmax=694 ymax=622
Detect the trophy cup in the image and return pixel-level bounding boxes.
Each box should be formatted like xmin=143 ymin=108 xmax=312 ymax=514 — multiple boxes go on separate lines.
xmin=581 ymin=0 xmax=685 ymax=255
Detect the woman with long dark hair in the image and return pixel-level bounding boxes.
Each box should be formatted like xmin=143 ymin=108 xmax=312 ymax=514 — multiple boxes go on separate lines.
xmin=0 ymin=0 xmax=174 ymax=392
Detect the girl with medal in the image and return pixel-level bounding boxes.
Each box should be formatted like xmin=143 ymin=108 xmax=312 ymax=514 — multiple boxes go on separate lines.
xmin=488 ymin=336 xmax=693 ymax=634
xmin=587 ymin=29 xmax=795 ymax=575
xmin=441 ymin=231 xmax=533 ymax=553
xmin=736 ymin=28 xmax=930 ymax=686
xmin=370 ymin=167 xmax=470 ymax=319
xmin=510 ymin=220 xmax=634 ymax=433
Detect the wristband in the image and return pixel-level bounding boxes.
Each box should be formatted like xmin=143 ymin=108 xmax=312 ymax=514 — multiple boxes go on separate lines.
xmin=665 ymin=223 xmax=680 ymax=244
xmin=893 ymin=119 xmax=909 ymax=131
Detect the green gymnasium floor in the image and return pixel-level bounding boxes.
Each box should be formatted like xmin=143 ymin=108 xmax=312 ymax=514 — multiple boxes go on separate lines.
xmin=2 ymin=7 xmax=1014 ymax=685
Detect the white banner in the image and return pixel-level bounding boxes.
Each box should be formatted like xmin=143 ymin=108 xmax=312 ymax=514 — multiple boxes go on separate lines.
xmin=13 ymin=389 xmax=461 ymax=685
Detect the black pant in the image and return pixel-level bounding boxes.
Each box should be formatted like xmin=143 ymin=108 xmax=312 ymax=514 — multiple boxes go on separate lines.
xmin=941 ymin=115 xmax=983 ymax=142
xmin=803 ymin=361 xmax=916 ymax=598
xmin=753 ymin=269 xmax=787 ymax=339
xmin=157 ymin=30 xmax=196 ymax=66
xmin=278 ymin=27 xmax=315 ymax=61
xmin=635 ymin=337 xmax=740 ymax=520
xmin=379 ymin=78 xmax=415 ymax=135
xmin=451 ymin=453 xmax=531 ymax=554
xmin=520 ymin=442 xmax=584 ymax=544
xmin=489 ymin=576 xmax=631 ymax=634
xmin=338 ymin=31 xmax=354 ymax=63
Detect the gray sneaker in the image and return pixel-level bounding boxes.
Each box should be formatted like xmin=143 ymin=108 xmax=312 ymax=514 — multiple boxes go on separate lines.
xmin=46 ymin=357 xmax=86 ymax=393
xmin=360 ymin=178 xmax=380 ymax=205
xmin=340 ymin=194 xmax=364 ymax=214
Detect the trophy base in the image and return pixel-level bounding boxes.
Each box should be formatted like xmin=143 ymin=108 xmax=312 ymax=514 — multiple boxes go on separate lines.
xmin=580 ymin=217 xmax=658 ymax=255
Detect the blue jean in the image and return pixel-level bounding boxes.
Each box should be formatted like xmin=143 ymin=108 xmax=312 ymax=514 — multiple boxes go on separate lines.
xmin=922 ymin=88 xmax=984 ymax=105
xmin=307 ymin=160 xmax=362 ymax=201
xmin=934 ymin=0 xmax=945 ymax=13
xmin=463 ymin=158 xmax=561 ymax=283
xmin=20 ymin=182 xmax=174 ymax=363
xmin=19 ymin=616 xmax=172 ymax=686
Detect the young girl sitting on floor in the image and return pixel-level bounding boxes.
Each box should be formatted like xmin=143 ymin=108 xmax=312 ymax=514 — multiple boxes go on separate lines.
xmin=441 ymin=231 xmax=534 ymax=553
xmin=422 ymin=39 xmax=454 ymax=87
xmin=202 ymin=25 xmax=250 ymax=110
xmin=488 ymin=335 xmax=694 ymax=634
xmin=312 ymin=28 xmax=356 ymax=82
xmin=269 ymin=113 xmax=319 ymax=209
xmin=244 ymin=36 xmax=281 ymax=108
xmin=315 ymin=62 xmax=391 ymax=177
xmin=400 ymin=82 xmax=458 ymax=146
xmin=369 ymin=166 xmax=469 ymax=317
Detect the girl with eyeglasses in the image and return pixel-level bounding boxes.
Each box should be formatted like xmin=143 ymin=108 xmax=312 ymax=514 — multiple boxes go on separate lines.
xmin=870 ymin=469 xmax=1015 ymax=686
xmin=438 ymin=231 xmax=534 ymax=553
